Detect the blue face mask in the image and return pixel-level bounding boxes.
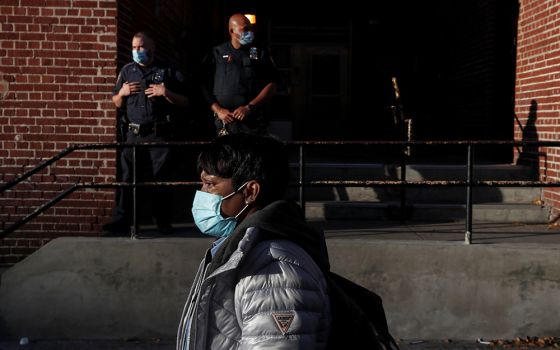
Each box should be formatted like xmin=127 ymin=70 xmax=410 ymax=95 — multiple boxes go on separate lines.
xmin=132 ymin=49 xmax=150 ymax=65
xmin=239 ymin=31 xmax=254 ymax=46
xmin=191 ymin=183 xmax=249 ymax=238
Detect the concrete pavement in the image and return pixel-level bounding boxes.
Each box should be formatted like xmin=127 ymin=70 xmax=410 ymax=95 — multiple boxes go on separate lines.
xmin=3 ymin=338 xmax=559 ymax=349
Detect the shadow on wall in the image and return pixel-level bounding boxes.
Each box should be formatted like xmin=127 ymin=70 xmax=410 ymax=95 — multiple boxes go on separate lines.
xmin=515 ymin=99 xmax=541 ymax=180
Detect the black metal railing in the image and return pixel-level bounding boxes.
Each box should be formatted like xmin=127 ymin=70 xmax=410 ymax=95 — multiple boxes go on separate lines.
xmin=2 ymin=140 xmax=559 ymax=244
xmin=0 ymin=142 xmax=205 ymax=239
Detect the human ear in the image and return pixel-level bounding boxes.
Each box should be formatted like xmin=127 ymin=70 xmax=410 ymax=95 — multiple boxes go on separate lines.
xmin=243 ymin=180 xmax=260 ymax=204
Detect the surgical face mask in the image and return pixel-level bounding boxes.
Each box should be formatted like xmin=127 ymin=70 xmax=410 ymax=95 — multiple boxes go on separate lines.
xmin=132 ymin=49 xmax=150 ymax=65
xmin=239 ymin=31 xmax=254 ymax=46
xmin=191 ymin=183 xmax=249 ymax=238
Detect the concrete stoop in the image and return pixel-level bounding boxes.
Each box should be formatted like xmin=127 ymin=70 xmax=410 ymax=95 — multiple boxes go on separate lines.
xmin=290 ymin=163 xmax=536 ymax=182
xmin=1 ymin=237 xmax=560 ymax=341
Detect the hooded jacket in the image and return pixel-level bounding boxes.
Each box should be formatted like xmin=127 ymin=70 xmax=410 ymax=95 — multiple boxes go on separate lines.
xmin=176 ymin=200 xmax=331 ymax=350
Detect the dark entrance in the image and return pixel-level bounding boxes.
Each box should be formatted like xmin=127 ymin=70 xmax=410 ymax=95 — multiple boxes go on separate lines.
xmin=117 ymin=0 xmax=520 ymax=162
xmin=222 ymin=0 xmax=519 ymax=162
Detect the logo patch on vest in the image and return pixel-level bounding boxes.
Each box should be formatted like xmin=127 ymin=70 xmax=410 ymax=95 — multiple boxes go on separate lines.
xmin=272 ymin=312 xmax=295 ymax=335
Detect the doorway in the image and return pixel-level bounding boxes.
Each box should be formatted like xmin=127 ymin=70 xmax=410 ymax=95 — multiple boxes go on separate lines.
xmin=289 ymin=46 xmax=350 ymax=139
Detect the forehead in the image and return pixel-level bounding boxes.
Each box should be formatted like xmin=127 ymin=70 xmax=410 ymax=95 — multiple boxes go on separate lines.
xmin=132 ymin=36 xmax=145 ymax=46
xmin=232 ymin=17 xmax=251 ymax=31
xmin=201 ymin=171 xmax=230 ymax=182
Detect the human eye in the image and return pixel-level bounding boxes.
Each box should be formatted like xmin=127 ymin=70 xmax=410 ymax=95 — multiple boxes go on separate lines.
xmin=201 ymin=179 xmax=214 ymax=191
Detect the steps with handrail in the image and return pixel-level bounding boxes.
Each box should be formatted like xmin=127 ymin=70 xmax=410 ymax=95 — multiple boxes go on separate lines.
xmin=287 ymin=162 xmax=549 ymax=222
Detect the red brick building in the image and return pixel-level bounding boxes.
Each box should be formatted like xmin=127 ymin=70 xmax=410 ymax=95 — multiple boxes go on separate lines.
xmin=514 ymin=0 xmax=560 ymax=217
xmin=0 ymin=0 xmax=558 ymax=265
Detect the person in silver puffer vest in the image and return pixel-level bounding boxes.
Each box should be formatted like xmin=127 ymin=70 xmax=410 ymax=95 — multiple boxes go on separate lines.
xmin=176 ymin=134 xmax=331 ymax=350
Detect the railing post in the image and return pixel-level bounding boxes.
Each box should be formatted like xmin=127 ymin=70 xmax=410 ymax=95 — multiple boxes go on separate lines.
xmin=400 ymin=142 xmax=407 ymax=222
xmin=131 ymin=144 xmax=138 ymax=239
xmin=465 ymin=143 xmax=474 ymax=244
xmin=299 ymin=145 xmax=306 ymax=217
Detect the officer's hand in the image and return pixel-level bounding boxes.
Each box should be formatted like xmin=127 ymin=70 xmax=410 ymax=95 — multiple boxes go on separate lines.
xmin=120 ymin=81 xmax=140 ymax=97
xmin=233 ymin=105 xmax=251 ymax=121
xmin=145 ymin=83 xmax=166 ymax=98
xmin=216 ymin=108 xmax=234 ymax=123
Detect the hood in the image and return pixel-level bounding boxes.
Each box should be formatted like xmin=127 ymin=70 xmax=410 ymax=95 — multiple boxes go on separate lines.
xmin=208 ymin=200 xmax=330 ymax=275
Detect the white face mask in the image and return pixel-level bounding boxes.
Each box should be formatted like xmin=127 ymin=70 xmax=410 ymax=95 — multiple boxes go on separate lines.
xmin=191 ymin=183 xmax=249 ymax=238
xmin=132 ymin=49 xmax=150 ymax=65
xmin=239 ymin=31 xmax=254 ymax=45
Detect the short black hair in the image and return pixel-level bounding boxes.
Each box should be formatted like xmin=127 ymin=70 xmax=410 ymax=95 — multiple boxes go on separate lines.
xmin=197 ymin=134 xmax=290 ymax=206
xmin=133 ymin=31 xmax=155 ymax=48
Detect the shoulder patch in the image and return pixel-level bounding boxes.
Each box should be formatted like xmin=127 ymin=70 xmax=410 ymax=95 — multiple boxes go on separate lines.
xmin=271 ymin=312 xmax=295 ymax=335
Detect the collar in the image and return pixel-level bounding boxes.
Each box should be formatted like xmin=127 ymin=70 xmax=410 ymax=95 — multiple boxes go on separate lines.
xmin=131 ymin=60 xmax=160 ymax=72
xmin=210 ymin=236 xmax=227 ymax=257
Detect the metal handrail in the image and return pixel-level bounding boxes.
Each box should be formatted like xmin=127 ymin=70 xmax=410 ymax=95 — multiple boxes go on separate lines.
xmin=0 ymin=142 xmax=208 ymax=193
xmin=2 ymin=140 xmax=559 ymax=243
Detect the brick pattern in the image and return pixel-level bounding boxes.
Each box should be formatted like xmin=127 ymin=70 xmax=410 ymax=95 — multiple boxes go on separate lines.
xmin=0 ymin=1 xmax=119 ymax=265
xmin=514 ymin=0 xmax=560 ymax=219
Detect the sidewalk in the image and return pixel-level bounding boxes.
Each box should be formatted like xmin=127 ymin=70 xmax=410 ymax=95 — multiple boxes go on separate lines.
xmin=0 ymin=338 xmax=558 ymax=349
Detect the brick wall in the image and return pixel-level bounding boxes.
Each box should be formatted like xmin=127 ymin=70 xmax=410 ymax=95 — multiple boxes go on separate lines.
xmin=0 ymin=0 xmax=119 ymax=266
xmin=515 ymin=0 xmax=560 ymax=219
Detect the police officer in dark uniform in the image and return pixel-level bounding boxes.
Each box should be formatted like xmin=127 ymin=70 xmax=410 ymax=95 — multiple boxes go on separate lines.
xmin=202 ymin=13 xmax=279 ymax=136
xmin=103 ymin=31 xmax=189 ymax=234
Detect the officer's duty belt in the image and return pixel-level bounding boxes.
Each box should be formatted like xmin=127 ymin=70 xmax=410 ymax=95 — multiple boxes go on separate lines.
xmin=128 ymin=121 xmax=169 ymax=136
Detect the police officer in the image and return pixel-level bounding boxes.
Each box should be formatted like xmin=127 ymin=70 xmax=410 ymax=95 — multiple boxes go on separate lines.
xmin=201 ymin=13 xmax=279 ymax=136
xmin=103 ymin=31 xmax=189 ymax=234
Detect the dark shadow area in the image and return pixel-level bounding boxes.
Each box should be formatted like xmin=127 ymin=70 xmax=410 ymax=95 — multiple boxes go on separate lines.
xmin=115 ymin=0 xmax=520 ymax=153
xmin=515 ymin=99 xmax=540 ymax=180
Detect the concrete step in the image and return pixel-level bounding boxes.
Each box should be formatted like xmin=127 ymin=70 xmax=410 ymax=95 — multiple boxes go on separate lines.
xmin=290 ymin=186 xmax=542 ymax=204
xmin=290 ymin=163 xmax=537 ymax=181
xmin=397 ymin=163 xmax=536 ymax=181
xmin=304 ymin=201 xmax=551 ymax=223
xmin=287 ymin=163 xmax=542 ymax=214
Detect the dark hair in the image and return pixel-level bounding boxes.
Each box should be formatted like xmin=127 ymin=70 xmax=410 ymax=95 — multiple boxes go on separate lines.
xmin=197 ymin=134 xmax=290 ymax=206
xmin=133 ymin=31 xmax=155 ymax=47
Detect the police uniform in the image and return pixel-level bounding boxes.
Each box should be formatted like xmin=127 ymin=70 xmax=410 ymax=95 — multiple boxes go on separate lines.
xmin=111 ymin=60 xmax=186 ymax=229
xmin=202 ymin=42 xmax=279 ymax=135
